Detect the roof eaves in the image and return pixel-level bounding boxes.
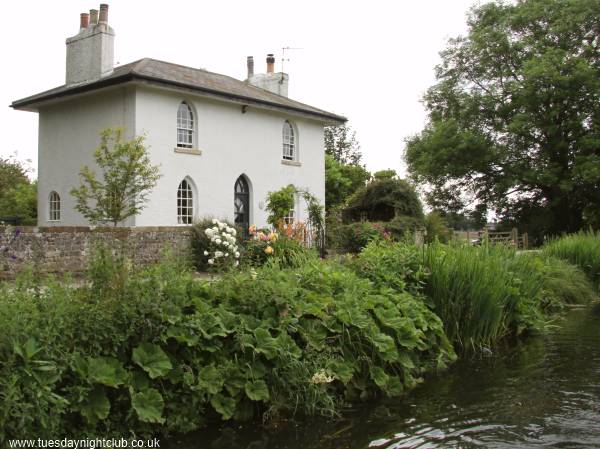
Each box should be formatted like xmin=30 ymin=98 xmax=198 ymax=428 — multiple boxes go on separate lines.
xmin=130 ymin=73 xmax=346 ymax=123
xmin=11 ymin=63 xmax=347 ymax=124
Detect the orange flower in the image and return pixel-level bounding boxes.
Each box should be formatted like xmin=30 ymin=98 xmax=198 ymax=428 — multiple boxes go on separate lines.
xmin=248 ymin=225 xmax=257 ymax=234
xmin=264 ymin=246 xmax=274 ymax=255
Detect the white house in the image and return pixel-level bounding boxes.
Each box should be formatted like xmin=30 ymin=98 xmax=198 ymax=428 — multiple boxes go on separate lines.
xmin=12 ymin=4 xmax=345 ymax=229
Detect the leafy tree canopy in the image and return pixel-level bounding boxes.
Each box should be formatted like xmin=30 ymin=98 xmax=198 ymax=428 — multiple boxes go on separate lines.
xmin=373 ymin=169 xmax=398 ymax=181
xmin=325 ymin=155 xmax=370 ymax=213
xmin=324 ymin=124 xmax=363 ymax=166
xmin=405 ymin=0 xmax=600 ymax=237
xmin=0 ymin=156 xmax=37 ymax=225
xmin=70 ymin=128 xmax=161 ymax=226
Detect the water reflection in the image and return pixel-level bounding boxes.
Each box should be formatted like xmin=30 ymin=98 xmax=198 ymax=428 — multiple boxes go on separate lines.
xmin=166 ymin=308 xmax=600 ymax=449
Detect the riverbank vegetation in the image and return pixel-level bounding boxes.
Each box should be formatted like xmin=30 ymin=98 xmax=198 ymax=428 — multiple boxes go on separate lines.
xmin=1 ymin=232 xmax=598 ymax=441
xmin=543 ymin=230 xmax=600 ymax=289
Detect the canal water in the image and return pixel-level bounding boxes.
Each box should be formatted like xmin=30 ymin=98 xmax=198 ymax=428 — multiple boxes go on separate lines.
xmin=167 ymin=307 xmax=600 ymax=449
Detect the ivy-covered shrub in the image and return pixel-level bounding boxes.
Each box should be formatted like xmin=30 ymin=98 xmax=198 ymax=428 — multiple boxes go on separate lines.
xmin=191 ymin=218 xmax=240 ymax=271
xmin=342 ymin=178 xmax=424 ymax=224
xmin=0 ymin=248 xmax=455 ymax=441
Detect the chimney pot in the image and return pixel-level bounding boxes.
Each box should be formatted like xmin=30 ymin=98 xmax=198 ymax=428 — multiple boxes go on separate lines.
xmin=99 ymin=4 xmax=109 ymax=23
xmin=80 ymin=13 xmax=89 ymax=29
xmin=89 ymin=9 xmax=99 ymax=25
xmin=247 ymin=56 xmax=254 ymax=78
xmin=266 ymin=53 xmax=275 ymax=73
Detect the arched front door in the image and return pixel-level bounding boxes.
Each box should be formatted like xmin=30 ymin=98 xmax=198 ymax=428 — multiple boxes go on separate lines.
xmin=234 ymin=176 xmax=250 ymax=233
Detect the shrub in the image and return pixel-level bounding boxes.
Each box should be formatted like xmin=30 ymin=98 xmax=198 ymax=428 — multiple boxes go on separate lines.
xmin=0 ymin=249 xmax=455 ymax=441
xmin=381 ymin=216 xmax=423 ymax=241
xmin=543 ymin=230 xmax=600 ymax=288
xmin=266 ymin=185 xmax=296 ymax=226
xmin=191 ymin=218 xmax=240 ymax=272
xmin=335 ymin=222 xmax=390 ymax=253
xmin=425 ymin=211 xmax=452 ymax=243
xmin=348 ymin=240 xmax=427 ymax=296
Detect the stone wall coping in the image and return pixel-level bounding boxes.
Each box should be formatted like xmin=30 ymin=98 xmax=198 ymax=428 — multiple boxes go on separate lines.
xmin=0 ymin=226 xmax=193 ymax=234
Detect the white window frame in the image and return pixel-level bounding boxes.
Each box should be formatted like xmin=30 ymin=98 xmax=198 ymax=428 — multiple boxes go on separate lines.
xmin=48 ymin=191 xmax=61 ymax=222
xmin=177 ymin=179 xmax=194 ymax=224
xmin=282 ymin=120 xmax=296 ymax=161
xmin=177 ymin=102 xmax=194 ymax=149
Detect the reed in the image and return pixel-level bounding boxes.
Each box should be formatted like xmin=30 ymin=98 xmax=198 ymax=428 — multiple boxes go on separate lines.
xmin=422 ymin=243 xmax=545 ymax=351
xmin=543 ymin=230 xmax=600 ymax=288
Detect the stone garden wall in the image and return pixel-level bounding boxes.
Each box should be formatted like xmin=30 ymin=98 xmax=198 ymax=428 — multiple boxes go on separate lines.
xmin=0 ymin=226 xmax=193 ymax=279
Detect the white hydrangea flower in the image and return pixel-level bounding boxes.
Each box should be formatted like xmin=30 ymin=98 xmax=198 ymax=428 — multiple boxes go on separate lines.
xmin=208 ymin=259 xmax=214 ymax=265
xmin=231 ymin=229 xmax=237 ymax=236
xmin=235 ymin=261 xmax=239 ymax=267
xmin=215 ymin=251 xmax=223 ymax=258
xmin=234 ymin=252 xmax=240 ymax=258
xmin=310 ymin=370 xmax=334 ymax=384
xmin=204 ymin=229 xmax=213 ymax=237
xmin=212 ymin=218 xmax=218 ymax=224
xmin=216 ymin=239 xmax=222 ymax=245
xmin=203 ymin=251 xmax=209 ymax=256
xmin=225 ymin=253 xmax=229 ymax=257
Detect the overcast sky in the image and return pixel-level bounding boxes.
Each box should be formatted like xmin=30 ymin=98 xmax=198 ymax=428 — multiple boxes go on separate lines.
xmin=2 ymin=0 xmax=478 ymax=178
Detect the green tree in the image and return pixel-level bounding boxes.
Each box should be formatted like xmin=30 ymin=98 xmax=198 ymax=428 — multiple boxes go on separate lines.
xmin=324 ymin=123 xmax=363 ymax=165
xmin=325 ymin=155 xmax=370 ymax=212
xmin=405 ymin=0 xmax=600 ymax=237
xmin=0 ymin=156 xmax=37 ymax=225
xmin=372 ymin=169 xmax=397 ymax=181
xmin=70 ymin=128 xmax=161 ymax=226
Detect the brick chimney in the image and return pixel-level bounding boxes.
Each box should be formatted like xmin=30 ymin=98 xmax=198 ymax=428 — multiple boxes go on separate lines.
xmin=65 ymin=4 xmax=115 ymax=85
xmin=247 ymin=56 xmax=254 ymax=78
xmin=246 ymin=53 xmax=289 ymax=97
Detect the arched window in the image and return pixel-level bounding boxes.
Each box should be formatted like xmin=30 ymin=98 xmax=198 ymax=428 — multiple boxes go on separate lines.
xmin=234 ymin=175 xmax=250 ymax=232
xmin=282 ymin=120 xmax=296 ymax=160
xmin=177 ymin=179 xmax=194 ymax=224
xmin=49 ymin=191 xmax=61 ymax=221
xmin=177 ymin=102 xmax=194 ymax=148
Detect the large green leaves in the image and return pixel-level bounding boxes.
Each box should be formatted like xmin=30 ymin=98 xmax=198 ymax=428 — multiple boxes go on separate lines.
xmin=197 ymin=365 xmax=224 ymax=395
xmin=210 ymin=394 xmax=236 ymax=420
xmin=87 ymin=357 xmax=128 ymax=387
xmin=131 ymin=388 xmax=165 ymax=424
xmin=80 ymin=387 xmax=110 ymax=423
xmin=132 ymin=343 xmax=172 ymax=379
xmin=244 ymin=380 xmax=269 ymax=401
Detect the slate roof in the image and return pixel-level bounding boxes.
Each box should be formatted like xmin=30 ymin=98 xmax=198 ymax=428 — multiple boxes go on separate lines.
xmin=11 ymin=58 xmax=346 ymax=123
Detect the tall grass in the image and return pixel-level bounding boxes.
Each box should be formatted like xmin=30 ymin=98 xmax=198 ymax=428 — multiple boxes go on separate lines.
xmin=520 ymin=254 xmax=598 ymax=309
xmin=543 ymin=230 xmax=600 ymax=288
xmin=422 ymin=243 xmax=545 ymax=351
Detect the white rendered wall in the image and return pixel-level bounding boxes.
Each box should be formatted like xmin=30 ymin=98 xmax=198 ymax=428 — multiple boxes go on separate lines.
xmin=37 ymin=87 xmax=135 ymax=226
xmin=134 ymin=85 xmax=325 ymax=228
